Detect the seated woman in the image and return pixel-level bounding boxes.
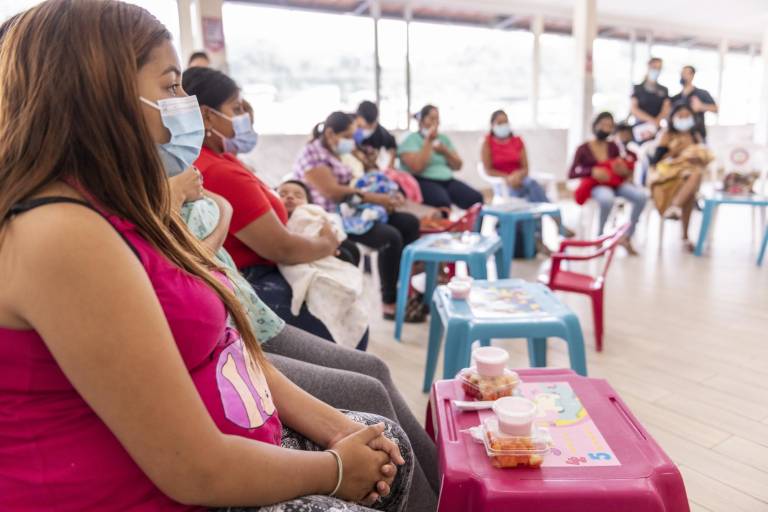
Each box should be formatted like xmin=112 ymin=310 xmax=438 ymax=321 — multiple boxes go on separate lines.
xmin=398 ymin=104 xmax=483 ymax=210
xmin=649 ymin=104 xmax=713 ymax=251
xmin=481 ymin=109 xmax=574 ymax=241
xmin=163 ymin=169 xmax=438 ymax=507
xmin=292 ymin=112 xmax=423 ymax=322
xmin=0 ymin=3 xmax=412 ymax=511
xmin=181 ymin=67 xmax=368 ymax=348
xmin=568 ymin=112 xmax=648 ymax=254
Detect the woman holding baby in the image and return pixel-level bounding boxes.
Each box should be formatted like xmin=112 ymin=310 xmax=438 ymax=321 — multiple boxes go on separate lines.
xmin=291 ymin=111 xmax=422 ymax=323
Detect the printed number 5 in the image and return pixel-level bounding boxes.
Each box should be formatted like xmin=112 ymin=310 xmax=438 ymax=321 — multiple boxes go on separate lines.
xmin=588 ymin=452 xmax=612 ymax=461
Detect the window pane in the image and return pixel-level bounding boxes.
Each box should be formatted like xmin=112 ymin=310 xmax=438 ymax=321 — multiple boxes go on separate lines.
xmin=0 ymin=1 xmax=180 ymax=56
xmin=593 ymin=37 xmax=633 ymax=119
xmin=378 ymin=19 xmax=408 ymax=130
xmin=720 ymin=51 xmax=762 ymax=125
xmin=0 ymin=0 xmax=42 ymax=21
xmin=125 ymin=0 xmax=180 ymax=57
xmin=410 ymin=22 xmax=532 ymax=130
xmin=539 ymin=33 xmax=574 ymax=128
xmin=223 ymin=2 xmax=374 ymax=134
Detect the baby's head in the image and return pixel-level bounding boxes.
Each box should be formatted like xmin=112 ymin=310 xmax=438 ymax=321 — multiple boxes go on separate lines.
xmin=277 ymin=180 xmax=312 ymax=216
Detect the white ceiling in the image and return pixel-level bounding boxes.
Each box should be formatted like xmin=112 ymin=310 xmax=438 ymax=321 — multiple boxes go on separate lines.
xmin=416 ymin=0 xmax=768 ymax=45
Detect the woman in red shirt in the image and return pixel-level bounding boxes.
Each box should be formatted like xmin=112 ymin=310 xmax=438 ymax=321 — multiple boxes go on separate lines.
xmin=568 ymin=112 xmax=647 ymax=253
xmin=481 ymin=110 xmax=574 ymax=243
xmin=182 ymin=67 xmax=369 ymax=349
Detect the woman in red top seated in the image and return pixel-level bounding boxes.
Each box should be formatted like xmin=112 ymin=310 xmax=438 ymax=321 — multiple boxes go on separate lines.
xmin=0 ymin=2 xmax=410 ymax=510
xmin=481 ymin=110 xmax=574 ymax=242
xmin=182 ymin=67 xmax=368 ymax=350
xmin=568 ymin=112 xmax=647 ymax=253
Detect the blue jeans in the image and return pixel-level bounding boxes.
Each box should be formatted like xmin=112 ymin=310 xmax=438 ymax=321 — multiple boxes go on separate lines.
xmin=590 ymin=183 xmax=647 ymax=237
xmin=507 ymin=176 xmax=550 ymax=203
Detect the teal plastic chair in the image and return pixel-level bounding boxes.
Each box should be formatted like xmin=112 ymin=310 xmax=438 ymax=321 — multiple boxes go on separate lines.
xmin=694 ymin=193 xmax=768 ymax=256
xmin=422 ymin=279 xmax=587 ymax=392
xmin=478 ymin=203 xmax=563 ymax=278
xmin=394 ymin=232 xmax=504 ymax=341
xmin=758 ymin=223 xmax=768 ymax=266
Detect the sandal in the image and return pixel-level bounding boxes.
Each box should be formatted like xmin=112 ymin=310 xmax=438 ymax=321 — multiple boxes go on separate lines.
xmin=382 ymin=294 xmax=428 ymax=323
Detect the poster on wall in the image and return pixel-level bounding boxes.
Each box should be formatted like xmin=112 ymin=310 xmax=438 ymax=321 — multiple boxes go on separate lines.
xmin=202 ymin=16 xmax=225 ymax=52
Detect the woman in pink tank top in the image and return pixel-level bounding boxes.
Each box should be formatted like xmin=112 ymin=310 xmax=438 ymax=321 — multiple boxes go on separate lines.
xmin=0 ymin=2 xmax=412 ymax=511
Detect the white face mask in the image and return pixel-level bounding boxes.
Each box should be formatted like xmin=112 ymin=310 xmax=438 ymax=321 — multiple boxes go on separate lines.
xmin=492 ymin=123 xmax=511 ymax=139
xmin=141 ymin=95 xmax=204 ymax=167
xmin=673 ymin=116 xmax=695 ymax=132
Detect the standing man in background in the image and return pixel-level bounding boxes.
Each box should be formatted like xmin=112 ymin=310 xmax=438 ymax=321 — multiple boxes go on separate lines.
xmin=188 ymin=51 xmax=210 ymax=68
xmin=671 ymin=65 xmax=718 ymax=142
xmin=630 ymin=57 xmax=671 ymax=142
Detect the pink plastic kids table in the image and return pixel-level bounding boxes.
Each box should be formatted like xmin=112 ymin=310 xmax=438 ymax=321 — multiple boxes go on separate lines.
xmin=426 ymin=368 xmax=689 ymax=512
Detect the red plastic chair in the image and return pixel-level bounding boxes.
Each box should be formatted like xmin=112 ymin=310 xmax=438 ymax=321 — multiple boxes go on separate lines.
xmin=538 ymin=223 xmax=629 ymax=352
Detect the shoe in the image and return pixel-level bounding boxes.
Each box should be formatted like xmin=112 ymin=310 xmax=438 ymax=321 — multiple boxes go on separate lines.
xmin=536 ymin=239 xmax=552 ymax=257
xmin=620 ymin=237 xmax=638 ymax=256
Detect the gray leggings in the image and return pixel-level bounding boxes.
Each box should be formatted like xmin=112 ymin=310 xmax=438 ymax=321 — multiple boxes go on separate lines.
xmin=263 ymin=325 xmax=438 ymax=512
xmin=214 ymin=411 xmax=412 ymax=512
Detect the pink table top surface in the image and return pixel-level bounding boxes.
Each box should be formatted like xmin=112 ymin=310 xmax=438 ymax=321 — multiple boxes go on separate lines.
xmin=429 ymin=368 xmax=689 ymax=512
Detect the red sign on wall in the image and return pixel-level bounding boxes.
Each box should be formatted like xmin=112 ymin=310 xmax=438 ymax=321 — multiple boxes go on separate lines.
xmin=202 ymin=17 xmax=225 ymax=52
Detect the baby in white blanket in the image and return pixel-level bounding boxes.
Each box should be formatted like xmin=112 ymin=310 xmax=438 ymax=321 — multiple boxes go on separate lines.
xmin=276 ymin=181 xmax=368 ymax=349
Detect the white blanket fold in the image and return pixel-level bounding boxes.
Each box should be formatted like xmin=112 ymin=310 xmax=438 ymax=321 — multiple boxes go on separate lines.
xmin=278 ymin=205 xmax=368 ymax=348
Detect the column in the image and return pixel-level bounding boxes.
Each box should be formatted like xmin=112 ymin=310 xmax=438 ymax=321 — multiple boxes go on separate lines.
xmin=646 ymin=33 xmax=654 ymax=58
xmin=567 ymin=0 xmax=597 ymax=156
xmin=177 ymin=0 xmax=201 ymax=66
xmin=629 ymin=29 xmax=637 ymax=88
xmin=196 ymin=0 xmax=228 ymax=72
xmin=531 ymin=15 xmax=544 ymax=126
xmin=405 ymin=2 xmax=413 ymax=131
xmin=372 ymin=0 xmax=382 ymax=107
xmin=716 ymin=38 xmax=728 ymax=125
xmin=754 ymin=30 xmax=768 ymax=144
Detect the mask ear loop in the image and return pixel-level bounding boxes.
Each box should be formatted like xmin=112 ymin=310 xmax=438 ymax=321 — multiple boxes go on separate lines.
xmin=139 ymin=97 xmax=161 ymax=110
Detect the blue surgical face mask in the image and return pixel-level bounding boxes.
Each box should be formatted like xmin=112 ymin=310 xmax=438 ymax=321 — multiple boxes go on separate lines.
xmin=354 ymin=127 xmax=374 ymax=145
xmin=336 ymin=137 xmax=355 ymax=155
xmin=157 ymin=144 xmax=187 ymax=177
xmin=141 ymin=95 xmax=204 ymax=168
xmin=492 ymin=123 xmax=511 ymax=139
xmin=648 ymin=69 xmax=661 ymax=82
xmin=210 ymin=109 xmax=258 ymax=154
xmin=673 ymin=115 xmax=695 ymax=132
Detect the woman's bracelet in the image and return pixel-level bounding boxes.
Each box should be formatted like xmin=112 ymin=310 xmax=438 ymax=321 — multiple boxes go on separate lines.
xmin=326 ymin=449 xmax=343 ymax=497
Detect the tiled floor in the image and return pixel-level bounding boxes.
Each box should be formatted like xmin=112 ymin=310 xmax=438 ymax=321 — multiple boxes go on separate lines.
xmin=364 ymin=202 xmax=768 ymax=511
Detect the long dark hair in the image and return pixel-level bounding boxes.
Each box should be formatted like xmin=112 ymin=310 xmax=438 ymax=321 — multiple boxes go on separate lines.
xmin=592 ymin=111 xmax=614 ymax=132
xmin=311 ymin=111 xmax=353 ymax=141
xmin=182 ymin=66 xmax=239 ymax=111
xmin=0 ymin=0 xmax=264 ymax=362
xmin=489 ymin=109 xmax=509 ymax=135
xmin=414 ymin=104 xmax=437 ymax=124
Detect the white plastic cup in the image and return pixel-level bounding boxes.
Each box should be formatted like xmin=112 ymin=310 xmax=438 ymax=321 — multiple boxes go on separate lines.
xmin=493 ymin=396 xmax=537 ymax=436
xmin=473 ymin=346 xmax=509 ymax=377
xmin=447 ymin=280 xmax=471 ymax=300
